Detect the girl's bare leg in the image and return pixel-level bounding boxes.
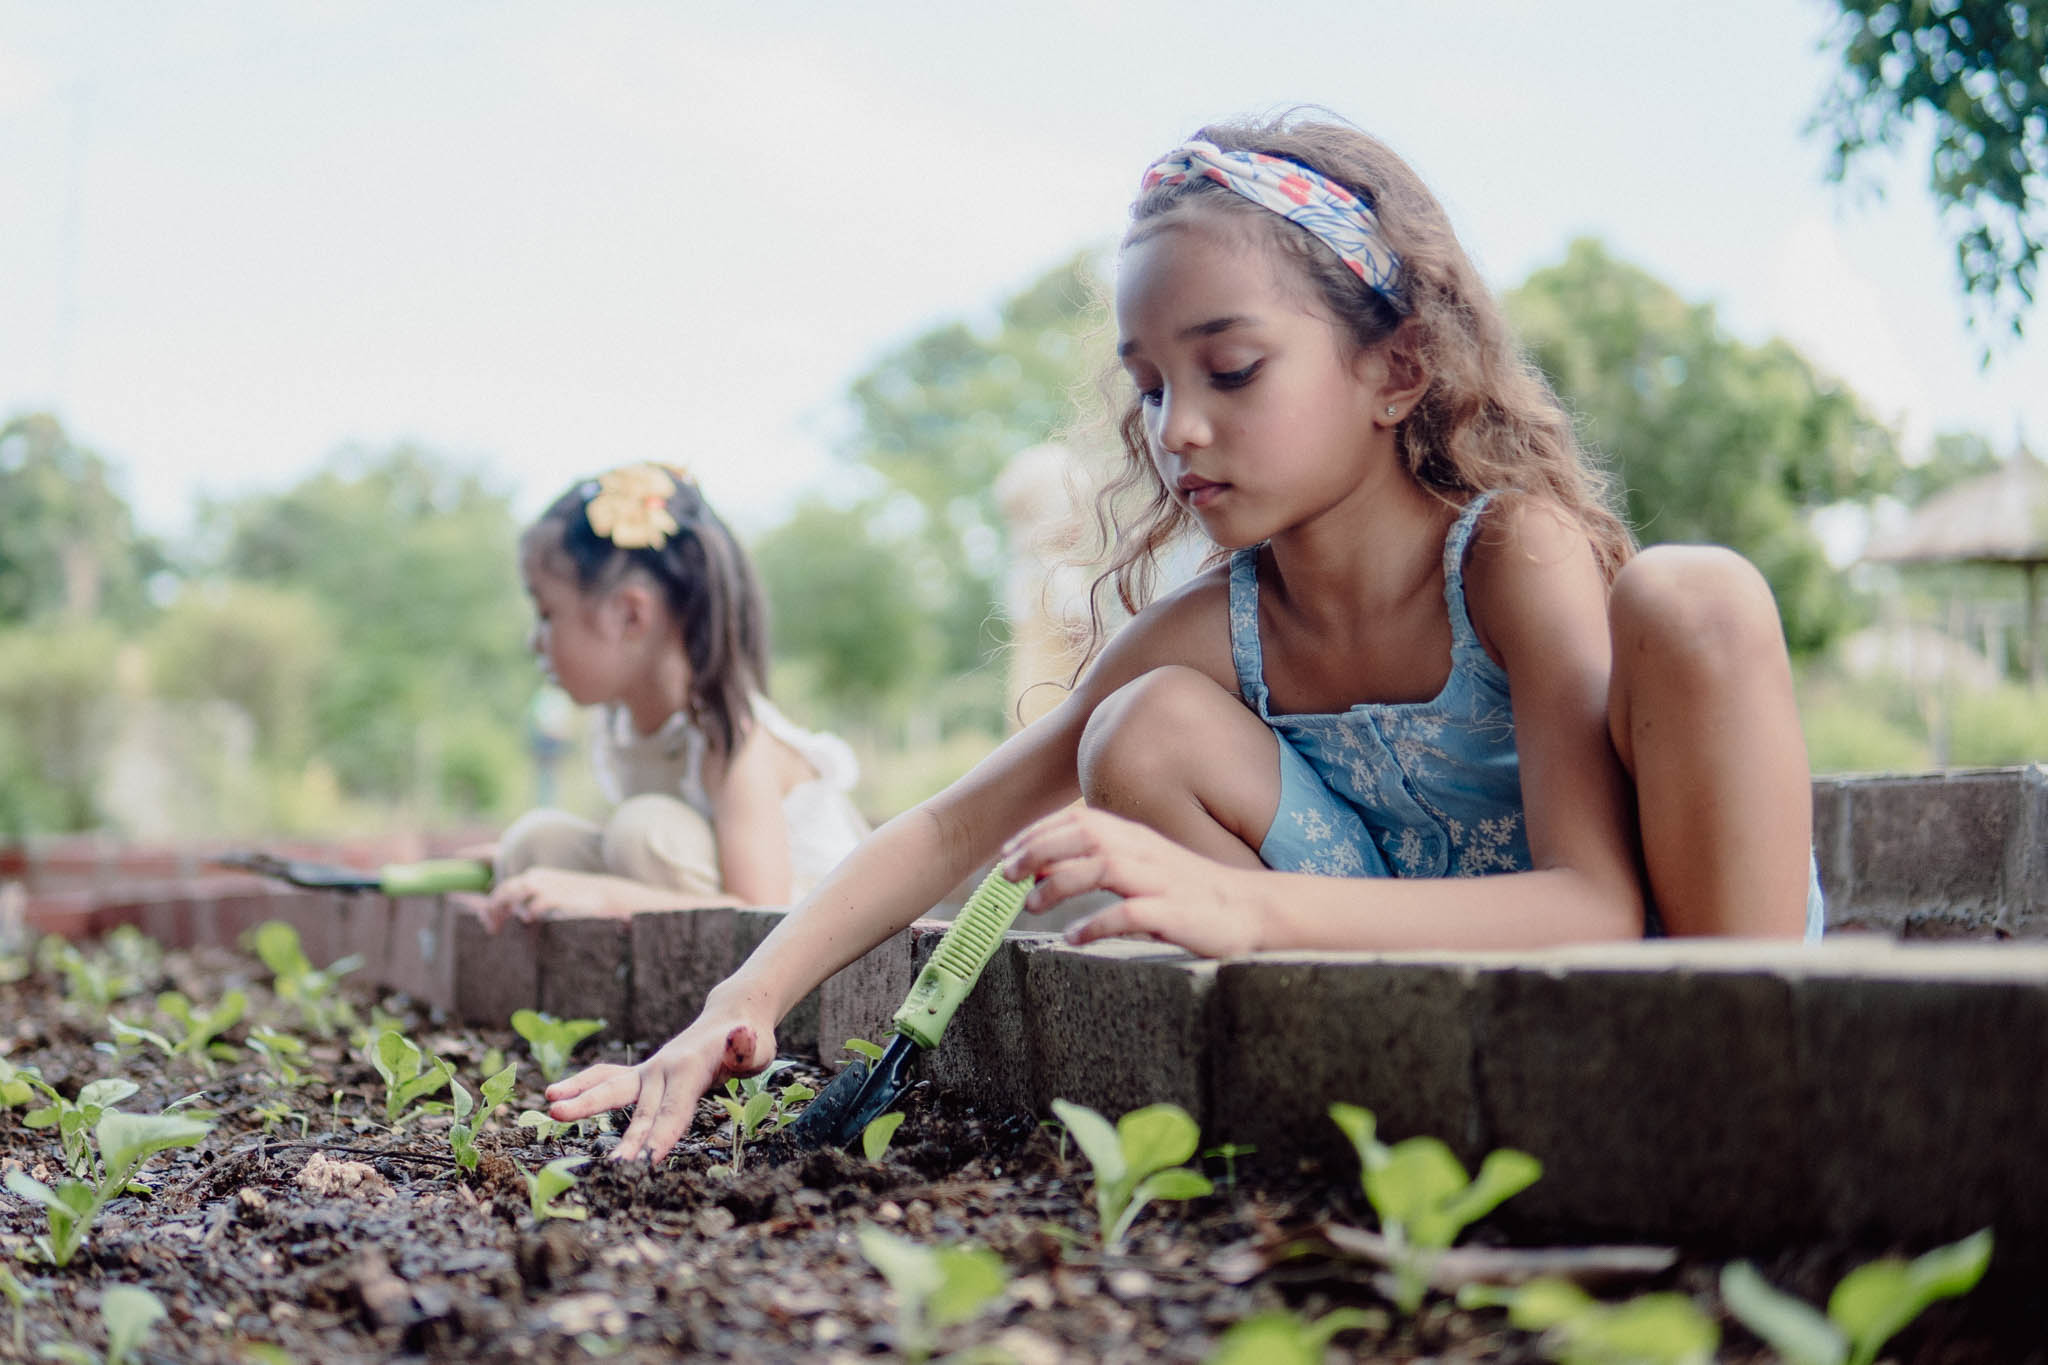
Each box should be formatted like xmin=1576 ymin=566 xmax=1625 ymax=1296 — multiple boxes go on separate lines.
xmin=1607 ymin=546 xmax=1810 ymax=936
xmin=1077 ymin=665 xmax=1279 ymax=870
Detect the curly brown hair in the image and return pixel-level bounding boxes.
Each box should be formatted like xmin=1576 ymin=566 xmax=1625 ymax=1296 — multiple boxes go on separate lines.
xmin=1079 ymin=112 xmax=1633 ymax=657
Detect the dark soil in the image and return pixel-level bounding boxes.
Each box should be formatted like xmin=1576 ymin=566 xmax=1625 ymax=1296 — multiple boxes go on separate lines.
xmin=1 ymin=936 xmax=2039 ymax=1363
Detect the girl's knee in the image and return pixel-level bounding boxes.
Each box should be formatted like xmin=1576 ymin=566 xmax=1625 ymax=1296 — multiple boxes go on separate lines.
xmin=496 ymin=808 xmax=603 ymax=879
xmin=1078 ymin=665 xmax=1238 ymax=804
xmin=1610 ymin=546 xmax=1790 ymax=684
xmin=602 ymin=794 xmax=721 ymax=894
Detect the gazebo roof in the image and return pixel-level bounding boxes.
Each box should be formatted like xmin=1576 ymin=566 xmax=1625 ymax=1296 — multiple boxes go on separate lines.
xmin=1864 ymin=448 xmax=2048 ymax=567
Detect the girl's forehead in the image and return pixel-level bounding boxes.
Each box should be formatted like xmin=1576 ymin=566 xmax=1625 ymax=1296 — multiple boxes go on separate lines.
xmin=1115 ymin=214 xmax=1305 ymax=340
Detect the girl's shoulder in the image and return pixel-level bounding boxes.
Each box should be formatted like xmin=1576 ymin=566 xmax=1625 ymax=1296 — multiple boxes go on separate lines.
xmin=1459 ymin=494 xmax=1609 ymax=664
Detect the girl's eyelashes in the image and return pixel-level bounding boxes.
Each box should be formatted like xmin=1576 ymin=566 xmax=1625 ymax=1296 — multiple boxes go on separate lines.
xmin=1212 ymin=361 xmax=1261 ymax=390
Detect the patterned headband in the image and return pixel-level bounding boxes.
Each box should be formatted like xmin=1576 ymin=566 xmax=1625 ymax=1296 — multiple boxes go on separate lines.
xmin=1139 ymin=140 xmax=1403 ymax=306
xmin=581 ymin=462 xmax=697 ymax=550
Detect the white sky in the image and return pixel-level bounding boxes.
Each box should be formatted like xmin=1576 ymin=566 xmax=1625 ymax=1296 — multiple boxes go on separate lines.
xmin=2 ymin=0 xmax=2042 ymax=543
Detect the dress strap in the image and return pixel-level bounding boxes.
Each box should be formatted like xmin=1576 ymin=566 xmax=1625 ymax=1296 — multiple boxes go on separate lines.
xmin=1226 ymin=547 xmax=1272 ymax=717
xmin=1441 ymin=491 xmax=1498 ymax=650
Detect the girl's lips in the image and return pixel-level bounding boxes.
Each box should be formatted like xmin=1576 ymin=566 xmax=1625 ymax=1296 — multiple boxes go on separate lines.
xmin=1178 ymin=477 xmax=1227 ymax=508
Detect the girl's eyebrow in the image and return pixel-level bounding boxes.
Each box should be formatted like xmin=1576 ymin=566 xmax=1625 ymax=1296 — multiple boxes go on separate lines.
xmin=1117 ymin=314 xmax=1256 ymax=358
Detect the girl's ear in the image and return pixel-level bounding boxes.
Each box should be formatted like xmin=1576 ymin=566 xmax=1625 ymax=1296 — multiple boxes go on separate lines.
xmin=1360 ymin=319 xmax=1432 ymax=422
xmin=610 ymin=578 xmax=660 ymax=638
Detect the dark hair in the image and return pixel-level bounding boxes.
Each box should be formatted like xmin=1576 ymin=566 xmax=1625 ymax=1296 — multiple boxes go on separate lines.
xmin=1082 ymin=112 xmax=1633 ymax=654
xmin=522 ymin=466 xmax=768 ymax=758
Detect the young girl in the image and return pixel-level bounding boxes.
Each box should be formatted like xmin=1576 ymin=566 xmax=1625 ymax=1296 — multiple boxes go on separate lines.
xmin=547 ymin=115 xmax=1823 ymax=1163
xmin=485 ymin=462 xmax=869 ymax=923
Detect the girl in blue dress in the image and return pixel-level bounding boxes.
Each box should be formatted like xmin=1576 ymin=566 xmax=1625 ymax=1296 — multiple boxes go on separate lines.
xmin=549 ymin=113 xmax=1822 ymax=1163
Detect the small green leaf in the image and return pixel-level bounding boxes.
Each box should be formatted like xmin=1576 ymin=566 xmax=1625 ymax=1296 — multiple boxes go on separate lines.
xmin=1207 ymin=1312 xmax=1320 ymax=1365
xmin=740 ymin=1088 xmax=775 ymax=1135
xmin=1116 ymin=1103 xmax=1200 ymax=1181
xmin=862 ymin=1111 xmax=906 ymax=1161
xmin=926 ymin=1244 xmax=1008 ymax=1328
xmin=101 ymin=1284 xmax=166 ymax=1365
xmin=1133 ymin=1167 xmax=1212 ymax=1203
xmin=1327 ymin=1103 xmax=1384 ymax=1169
xmin=843 ymin=1037 xmax=885 ymax=1062
xmin=479 ymin=1063 xmax=519 ymax=1113
xmin=1049 ymin=1099 xmax=1125 ymax=1187
xmin=96 ymin=1111 xmax=211 ymax=1185
xmin=858 ymin=1223 xmax=943 ymax=1303
xmin=1503 ymin=1277 xmax=1594 ymax=1332
xmin=1721 ymin=1261 xmax=1846 ymax=1365
xmin=1363 ymin=1137 xmax=1467 ymax=1242
xmin=780 ymin=1082 xmax=816 ymax=1105
xmin=1831 ymin=1229 xmax=1991 ymax=1365
xmin=77 ymin=1079 xmax=139 ymax=1111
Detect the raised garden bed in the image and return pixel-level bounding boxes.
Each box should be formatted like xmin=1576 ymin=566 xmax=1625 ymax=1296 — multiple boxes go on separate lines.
xmin=2 ymin=930 xmax=2038 ymax=1363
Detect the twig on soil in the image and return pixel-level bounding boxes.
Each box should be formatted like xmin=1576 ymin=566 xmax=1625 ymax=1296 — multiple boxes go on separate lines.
xmin=233 ymin=1139 xmax=460 ymax=1167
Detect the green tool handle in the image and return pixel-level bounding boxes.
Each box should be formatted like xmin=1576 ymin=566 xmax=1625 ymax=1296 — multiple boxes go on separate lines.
xmin=890 ymin=866 xmax=1033 ymax=1049
xmin=379 ymin=859 xmax=495 ymax=897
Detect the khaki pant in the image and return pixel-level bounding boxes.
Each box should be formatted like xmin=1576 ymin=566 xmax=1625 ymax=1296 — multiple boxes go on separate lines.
xmin=495 ymin=794 xmax=722 ymax=895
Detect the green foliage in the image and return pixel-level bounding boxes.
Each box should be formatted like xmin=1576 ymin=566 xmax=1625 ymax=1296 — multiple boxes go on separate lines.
xmin=245 ymin=1027 xmax=315 ymax=1087
xmin=449 ymin=1064 xmax=519 ymax=1171
xmin=1507 ymin=238 xmax=1900 ymax=655
xmin=1048 ymin=1098 xmax=1214 ymax=1252
xmin=24 ymin=1076 xmax=140 ymax=1178
xmin=38 ymin=929 xmax=156 ymax=1019
xmin=516 ymin=1109 xmax=572 ymax=1145
xmin=109 ymin=989 xmax=245 ymax=1075
xmin=843 ymin=1037 xmax=886 ymax=1063
xmin=33 ymin=1283 xmax=167 ymax=1365
xmin=0 ymin=414 xmax=159 ymax=627
xmin=856 ymin=1224 xmax=1009 ymax=1364
xmin=522 ymin=1155 xmax=590 ymax=1223
xmin=1329 ymin=1103 xmax=1542 ymax=1314
xmin=1205 ymin=1308 xmax=1379 ymax=1364
xmin=510 ymin=1010 xmax=606 ymax=1084
xmin=0 ymin=619 xmax=122 ymax=835
xmin=0 ymin=1261 xmax=34 ymax=1356
xmin=146 ymin=582 xmax=337 ymax=763
xmin=1202 ymin=1142 xmax=1257 ymax=1189
xmin=862 ymin=1111 xmax=907 ymax=1162
xmin=1720 ymin=1228 xmax=1993 ymax=1365
xmin=1459 ymin=1278 xmax=1719 ymax=1365
xmin=246 ymin=922 xmax=361 ymax=1037
xmin=709 ymin=1060 xmax=809 ymax=1174
xmin=1813 ymin=0 xmax=2047 ymax=339
xmin=366 ymin=1028 xmax=455 ymax=1129
xmin=0 ymin=1057 xmax=45 ymax=1110
xmin=5 ymin=1110 xmax=212 ymax=1267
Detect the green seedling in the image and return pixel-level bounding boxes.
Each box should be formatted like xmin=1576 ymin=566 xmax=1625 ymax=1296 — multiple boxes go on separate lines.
xmin=110 ymin=989 xmax=246 ymax=1075
xmin=1329 ymin=1103 xmax=1541 ymax=1314
xmin=516 ymin=1109 xmax=571 ymax=1145
xmin=1 ymin=1263 xmax=36 ymax=1356
xmin=522 ymin=1155 xmax=589 ymax=1223
xmin=1049 ymin=1099 xmax=1214 ymax=1252
xmin=1459 ymin=1279 xmax=1718 ymax=1365
xmin=843 ymin=1037 xmax=885 ymax=1063
xmin=448 ymin=1064 xmax=519 ymax=1171
xmin=367 ymin=1028 xmax=455 ymax=1129
xmin=5 ymin=1111 xmax=212 ymax=1267
xmin=38 ymin=935 xmax=149 ymax=1018
xmin=1 ymin=1057 xmax=44 ymax=1109
xmin=709 ymin=1060 xmax=810 ymax=1174
xmin=1206 ymin=1308 xmax=1380 ymax=1364
xmin=510 ymin=1009 xmax=606 ymax=1084
xmin=245 ymin=1027 xmax=314 ymax=1087
xmin=857 ymin=1224 xmax=1009 ymax=1365
xmin=24 ymin=1078 xmax=139 ymax=1178
xmin=33 ymin=1283 xmax=165 ymax=1365
xmin=1719 ymin=1228 xmax=1993 ymax=1365
xmin=862 ymin=1111 xmax=907 ymax=1161
xmin=250 ymin=1099 xmax=310 ymax=1140
xmin=246 ymin=921 xmax=361 ymax=1037
xmin=1203 ymin=1142 xmax=1257 ymax=1189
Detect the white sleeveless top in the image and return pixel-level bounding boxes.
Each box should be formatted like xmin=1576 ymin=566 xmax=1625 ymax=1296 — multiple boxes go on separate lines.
xmin=589 ymin=696 xmax=869 ymax=894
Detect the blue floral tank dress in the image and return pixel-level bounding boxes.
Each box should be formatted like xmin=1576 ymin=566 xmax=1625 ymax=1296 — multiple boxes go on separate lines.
xmin=1232 ymin=491 xmax=1826 ymax=939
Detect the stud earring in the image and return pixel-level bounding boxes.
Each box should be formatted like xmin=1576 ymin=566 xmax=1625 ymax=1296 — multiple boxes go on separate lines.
xmin=1385 ymin=405 xmax=1397 ymax=418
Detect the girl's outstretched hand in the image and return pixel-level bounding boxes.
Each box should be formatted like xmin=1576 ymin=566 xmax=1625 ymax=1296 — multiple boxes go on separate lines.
xmin=544 ymin=1012 xmax=776 ymax=1165
xmin=1000 ymin=808 xmax=1264 ymax=958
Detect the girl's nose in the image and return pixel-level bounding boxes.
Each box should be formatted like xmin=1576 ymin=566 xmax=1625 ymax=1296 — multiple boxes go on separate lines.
xmin=1156 ymin=388 xmax=1210 ymax=455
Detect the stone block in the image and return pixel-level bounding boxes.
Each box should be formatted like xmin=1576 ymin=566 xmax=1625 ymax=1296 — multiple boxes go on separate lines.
xmin=924 ymin=930 xmax=1044 ymax=1116
xmin=1207 ymin=953 xmax=1487 ymax=1177
xmin=1793 ymin=942 xmax=2048 ymax=1243
xmin=1473 ymin=949 xmax=1809 ymax=1243
xmin=539 ymin=914 xmax=633 ymax=1038
xmin=1998 ymin=764 xmax=2048 ymax=938
xmin=629 ymin=906 xmax=737 ymax=1045
xmin=1018 ymin=939 xmax=1215 ymax=1120
xmin=381 ymin=896 xmax=453 ymax=1013
xmin=1810 ymin=777 xmax=1852 ymax=917
xmin=24 ymin=889 xmax=96 ymax=942
xmin=731 ymin=909 xmax=821 ymax=1058
xmin=210 ymin=889 xmax=300 ymax=956
xmin=451 ymin=905 xmax=541 ymax=1029
xmin=814 ymin=922 xmax=917 ymax=1070
xmin=1838 ymin=770 xmax=2020 ymax=935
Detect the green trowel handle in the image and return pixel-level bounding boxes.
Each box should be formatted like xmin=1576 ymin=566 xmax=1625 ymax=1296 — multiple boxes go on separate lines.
xmin=379 ymin=859 xmax=495 ymax=897
xmin=890 ymin=867 xmax=1033 ymax=1050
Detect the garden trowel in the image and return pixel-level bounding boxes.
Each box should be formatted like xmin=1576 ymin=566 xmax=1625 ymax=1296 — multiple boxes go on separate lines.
xmin=215 ymin=851 xmax=494 ymax=897
xmin=783 ymin=866 xmax=1034 ymax=1151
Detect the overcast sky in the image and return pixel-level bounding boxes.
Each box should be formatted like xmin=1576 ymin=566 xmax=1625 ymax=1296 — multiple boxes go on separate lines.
xmin=3 ymin=0 xmax=2042 ymax=543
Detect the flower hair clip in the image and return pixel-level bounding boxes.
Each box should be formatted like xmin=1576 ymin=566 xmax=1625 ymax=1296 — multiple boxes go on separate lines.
xmin=584 ymin=462 xmax=692 ymax=550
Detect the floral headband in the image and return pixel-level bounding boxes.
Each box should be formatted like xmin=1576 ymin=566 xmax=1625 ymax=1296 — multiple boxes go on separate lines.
xmin=581 ymin=462 xmax=696 ymax=550
xmin=1140 ymin=139 xmax=1404 ymax=307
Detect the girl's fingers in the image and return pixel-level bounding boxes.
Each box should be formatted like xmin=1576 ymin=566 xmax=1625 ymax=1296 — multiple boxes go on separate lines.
xmin=1025 ymin=855 xmax=1116 ymax=911
xmin=546 ymin=1065 xmax=639 ymax=1118
xmin=1065 ymin=898 xmax=1151 ymax=944
xmin=637 ymin=1074 xmax=707 ymax=1165
xmin=612 ymin=1068 xmax=668 ymax=1163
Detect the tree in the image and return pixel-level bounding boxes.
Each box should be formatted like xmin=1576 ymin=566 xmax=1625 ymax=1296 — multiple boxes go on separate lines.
xmin=1507 ymin=238 xmax=1902 ymax=654
xmin=842 ymin=252 xmax=1113 ymax=684
xmin=1812 ymin=0 xmax=2048 ymax=339
xmin=0 ymin=413 xmax=162 ymax=625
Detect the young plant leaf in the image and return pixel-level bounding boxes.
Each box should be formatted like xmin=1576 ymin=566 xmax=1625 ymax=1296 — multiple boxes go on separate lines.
xmin=1720 ymin=1262 xmax=1846 ymax=1365
xmin=843 ymin=1037 xmax=885 ymax=1063
xmin=524 ymin=1155 xmax=590 ymax=1222
xmin=862 ymin=1111 xmax=907 ymax=1161
xmin=101 ymin=1284 xmax=166 ymax=1365
xmin=1829 ymin=1228 xmax=1992 ymax=1365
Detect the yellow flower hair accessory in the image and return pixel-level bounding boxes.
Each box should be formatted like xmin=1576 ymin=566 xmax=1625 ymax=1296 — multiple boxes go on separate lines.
xmin=585 ymin=463 xmax=683 ymax=549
